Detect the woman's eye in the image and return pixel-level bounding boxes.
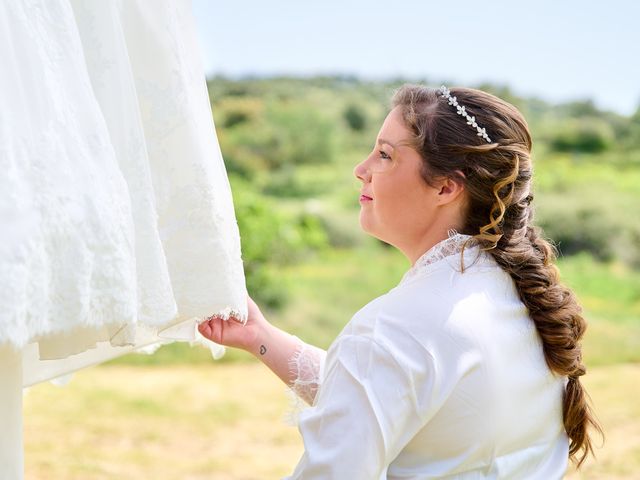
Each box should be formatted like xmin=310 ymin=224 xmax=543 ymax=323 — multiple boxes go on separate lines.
xmin=379 ymin=150 xmax=390 ymax=159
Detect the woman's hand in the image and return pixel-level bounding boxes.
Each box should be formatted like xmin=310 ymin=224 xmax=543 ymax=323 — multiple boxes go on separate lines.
xmin=197 ymin=294 xmax=268 ymax=354
xmin=199 ymin=293 xmax=310 ymax=390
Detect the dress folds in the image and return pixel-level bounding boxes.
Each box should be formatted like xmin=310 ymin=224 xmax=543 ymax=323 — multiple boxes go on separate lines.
xmin=0 ymin=0 xmax=247 ymax=386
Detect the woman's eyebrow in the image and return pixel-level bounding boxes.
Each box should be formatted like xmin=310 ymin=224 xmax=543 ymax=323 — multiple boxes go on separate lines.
xmin=377 ymin=139 xmax=396 ymax=148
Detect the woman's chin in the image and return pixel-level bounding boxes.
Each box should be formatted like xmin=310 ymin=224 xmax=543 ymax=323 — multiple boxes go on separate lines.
xmin=358 ymin=214 xmax=376 ymax=236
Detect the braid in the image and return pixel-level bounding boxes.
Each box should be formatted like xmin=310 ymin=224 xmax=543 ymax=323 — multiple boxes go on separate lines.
xmin=475 ymin=149 xmax=602 ymax=467
xmin=392 ymin=84 xmax=602 ymax=468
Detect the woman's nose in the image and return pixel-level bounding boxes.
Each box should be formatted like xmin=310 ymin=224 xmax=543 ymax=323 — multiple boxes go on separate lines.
xmin=353 ymin=157 xmax=371 ymax=182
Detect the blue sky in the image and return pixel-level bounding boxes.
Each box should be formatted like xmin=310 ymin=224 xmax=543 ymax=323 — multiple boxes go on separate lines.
xmin=192 ymin=0 xmax=639 ymax=116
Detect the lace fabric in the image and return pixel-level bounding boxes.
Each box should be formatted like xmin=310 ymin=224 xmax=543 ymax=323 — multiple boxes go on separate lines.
xmin=1 ymin=0 xmax=247 ymax=387
xmin=400 ymin=231 xmax=477 ymax=285
xmin=284 ymin=337 xmax=327 ymax=425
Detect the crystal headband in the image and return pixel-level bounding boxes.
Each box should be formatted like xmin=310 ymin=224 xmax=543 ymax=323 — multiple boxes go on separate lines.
xmin=438 ymin=85 xmax=492 ymax=143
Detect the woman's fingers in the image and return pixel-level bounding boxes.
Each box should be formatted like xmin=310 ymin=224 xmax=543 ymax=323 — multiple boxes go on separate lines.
xmin=199 ymin=317 xmax=225 ymax=342
xmin=197 ymin=319 xmax=214 ymax=340
xmin=198 ymin=315 xmax=243 ymax=345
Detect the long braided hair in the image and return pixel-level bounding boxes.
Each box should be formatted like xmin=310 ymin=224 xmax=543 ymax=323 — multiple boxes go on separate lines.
xmin=392 ymin=84 xmax=602 ymax=467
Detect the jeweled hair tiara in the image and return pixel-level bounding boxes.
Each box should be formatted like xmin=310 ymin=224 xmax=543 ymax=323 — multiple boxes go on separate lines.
xmin=439 ymin=85 xmax=492 ymax=143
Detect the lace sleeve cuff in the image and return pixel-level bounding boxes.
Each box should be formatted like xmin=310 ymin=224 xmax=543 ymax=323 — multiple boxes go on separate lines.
xmin=283 ymin=336 xmax=327 ymax=425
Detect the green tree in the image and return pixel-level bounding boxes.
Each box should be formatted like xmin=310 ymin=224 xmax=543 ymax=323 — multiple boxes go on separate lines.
xmin=344 ymin=104 xmax=367 ymax=131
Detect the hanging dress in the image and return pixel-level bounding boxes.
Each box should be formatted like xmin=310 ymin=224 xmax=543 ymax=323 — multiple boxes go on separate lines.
xmin=0 ymin=0 xmax=247 ymax=387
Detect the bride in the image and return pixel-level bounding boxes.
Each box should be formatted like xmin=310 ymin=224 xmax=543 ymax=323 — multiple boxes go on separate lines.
xmin=198 ymin=84 xmax=601 ymax=479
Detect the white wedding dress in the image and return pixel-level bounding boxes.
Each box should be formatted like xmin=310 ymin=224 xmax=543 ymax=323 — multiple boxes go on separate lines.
xmin=0 ymin=0 xmax=247 ymax=385
xmin=1 ymin=1 xmax=247 ymax=476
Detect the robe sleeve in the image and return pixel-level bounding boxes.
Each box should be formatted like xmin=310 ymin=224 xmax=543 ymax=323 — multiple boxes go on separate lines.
xmin=284 ymin=333 xmax=434 ymax=479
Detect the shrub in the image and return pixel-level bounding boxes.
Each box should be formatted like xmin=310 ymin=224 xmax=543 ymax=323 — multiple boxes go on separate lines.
xmin=230 ymin=175 xmax=329 ymax=308
xmin=343 ymin=104 xmax=367 ymax=131
xmin=549 ymin=118 xmax=614 ymax=153
xmin=534 ymin=191 xmax=640 ymax=265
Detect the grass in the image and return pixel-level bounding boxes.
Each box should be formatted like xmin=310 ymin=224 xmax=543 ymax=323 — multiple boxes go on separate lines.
xmin=24 ymin=363 xmax=302 ymax=480
xmin=23 ymin=362 xmax=639 ymax=479
xmin=534 ymin=152 xmax=640 ymax=198
xmin=565 ymin=364 xmax=640 ymax=479
xmin=557 ymin=253 xmax=640 ymax=366
xmin=557 ymin=253 xmax=640 ymax=323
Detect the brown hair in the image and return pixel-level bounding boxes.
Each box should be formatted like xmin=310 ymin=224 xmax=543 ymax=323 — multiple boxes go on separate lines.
xmin=392 ymin=84 xmax=602 ymax=467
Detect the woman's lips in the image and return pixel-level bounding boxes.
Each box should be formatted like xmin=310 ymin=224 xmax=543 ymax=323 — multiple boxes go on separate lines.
xmin=359 ymin=195 xmax=373 ymax=202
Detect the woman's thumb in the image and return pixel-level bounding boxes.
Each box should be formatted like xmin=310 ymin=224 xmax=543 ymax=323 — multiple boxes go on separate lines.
xmin=197 ymin=319 xmax=214 ymax=340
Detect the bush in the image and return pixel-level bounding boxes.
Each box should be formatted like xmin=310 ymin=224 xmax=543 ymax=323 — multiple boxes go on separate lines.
xmin=314 ymin=209 xmax=363 ymax=248
xmin=230 ymin=175 xmax=329 ymax=308
xmin=534 ymin=190 xmax=640 ymax=266
xmin=549 ymin=118 xmax=614 ymax=153
xmin=343 ymin=104 xmax=367 ymax=131
xmin=214 ymin=97 xmax=338 ymax=186
xmin=536 ymin=205 xmax=615 ymax=261
xmin=262 ymin=101 xmax=337 ymax=168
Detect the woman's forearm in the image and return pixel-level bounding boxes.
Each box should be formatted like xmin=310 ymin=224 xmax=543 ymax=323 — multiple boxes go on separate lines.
xmin=247 ymin=321 xmax=304 ymax=388
xmin=248 ymin=322 xmax=327 ymax=405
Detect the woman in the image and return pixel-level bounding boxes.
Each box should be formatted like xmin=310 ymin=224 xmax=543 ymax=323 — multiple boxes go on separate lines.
xmin=198 ymin=84 xmax=601 ymax=478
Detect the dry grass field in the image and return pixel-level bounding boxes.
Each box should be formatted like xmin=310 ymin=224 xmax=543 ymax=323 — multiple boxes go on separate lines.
xmin=24 ymin=361 xmax=638 ymax=479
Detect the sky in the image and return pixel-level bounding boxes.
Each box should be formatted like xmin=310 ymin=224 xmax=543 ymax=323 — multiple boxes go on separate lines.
xmin=191 ymin=0 xmax=640 ymax=116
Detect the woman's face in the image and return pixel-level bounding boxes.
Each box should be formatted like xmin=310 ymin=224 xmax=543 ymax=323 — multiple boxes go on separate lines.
xmin=353 ymin=106 xmax=461 ymax=255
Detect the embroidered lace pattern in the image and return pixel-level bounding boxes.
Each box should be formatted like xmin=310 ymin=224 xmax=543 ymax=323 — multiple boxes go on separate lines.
xmin=400 ymin=231 xmax=477 ymax=285
xmin=1 ymin=1 xmax=247 ymax=388
xmin=284 ymin=337 xmax=327 ymax=425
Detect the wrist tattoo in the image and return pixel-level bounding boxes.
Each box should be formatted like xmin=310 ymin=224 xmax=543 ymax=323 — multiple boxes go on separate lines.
xmin=259 ymin=344 xmax=267 ymax=355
